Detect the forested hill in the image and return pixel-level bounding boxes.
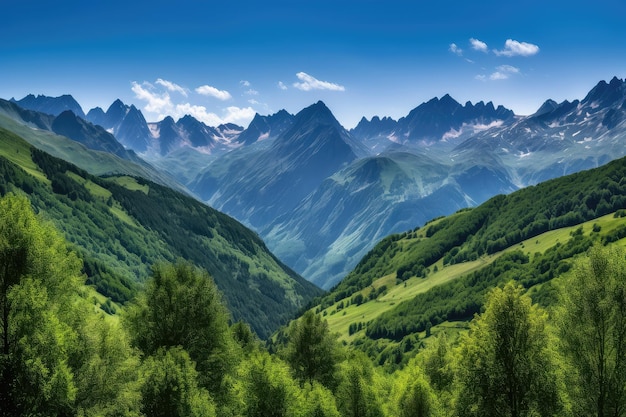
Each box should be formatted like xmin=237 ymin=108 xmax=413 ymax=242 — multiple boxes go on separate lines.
xmin=298 ymin=151 xmax=626 ymax=367
xmin=0 ymin=126 xmax=322 ymax=338
xmin=325 ymin=152 xmax=626 ymax=304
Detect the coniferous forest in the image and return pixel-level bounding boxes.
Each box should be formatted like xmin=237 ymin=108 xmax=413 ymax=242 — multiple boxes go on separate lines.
xmin=2 ymin=190 xmax=626 ymax=417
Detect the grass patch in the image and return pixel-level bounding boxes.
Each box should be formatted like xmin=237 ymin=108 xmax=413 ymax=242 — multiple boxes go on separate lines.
xmin=110 ymin=176 xmax=149 ymax=194
xmin=324 ymin=211 xmax=626 ymax=341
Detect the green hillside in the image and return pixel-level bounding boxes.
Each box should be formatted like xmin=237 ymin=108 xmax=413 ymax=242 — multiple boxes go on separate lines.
xmin=0 ymin=110 xmax=184 ymax=192
xmin=305 ymin=154 xmax=626 ymax=366
xmin=0 ymin=126 xmax=322 ymax=338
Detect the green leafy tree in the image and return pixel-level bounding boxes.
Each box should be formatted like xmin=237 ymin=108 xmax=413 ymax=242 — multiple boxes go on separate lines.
xmin=0 ymin=194 xmax=83 ymax=416
xmin=140 ymin=347 xmax=215 ymax=417
xmin=455 ymin=282 xmax=564 ymax=417
xmin=232 ymin=320 xmax=259 ymax=354
xmin=336 ymin=353 xmax=385 ymax=417
xmin=419 ymin=333 xmax=454 ymax=393
xmin=72 ymin=313 xmax=142 ymax=417
xmin=395 ymin=372 xmax=438 ymax=417
xmin=234 ymin=350 xmax=303 ymax=417
xmin=556 ymin=244 xmax=626 ymax=417
xmin=303 ymin=382 xmax=341 ymax=417
xmin=286 ymin=310 xmax=341 ymax=390
xmin=124 ymin=260 xmax=237 ymax=397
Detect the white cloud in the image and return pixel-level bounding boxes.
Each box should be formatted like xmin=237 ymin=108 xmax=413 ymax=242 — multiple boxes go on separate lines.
xmin=248 ymin=99 xmax=259 ymax=105
xmin=155 ymin=78 xmax=187 ymax=96
xmin=496 ymin=64 xmax=520 ymax=74
xmin=470 ymin=38 xmax=488 ymax=52
xmin=240 ymin=80 xmax=251 ymax=87
xmin=224 ymin=106 xmax=256 ymax=125
xmin=494 ymin=39 xmax=540 ymax=57
xmin=245 ymin=89 xmax=259 ymax=96
xmin=449 ymin=43 xmax=463 ymax=56
xmin=278 ymin=81 xmax=288 ymax=90
xmin=477 ymin=64 xmax=521 ymax=81
xmin=489 ymin=71 xmax=509 ymax=80
xmin=293 ymin=72 xmax=345 ymax=91
xmin=131 ymin=81 xmax=174 ymax=116
xmin=195 ymin=85 xmax=232 ymax=100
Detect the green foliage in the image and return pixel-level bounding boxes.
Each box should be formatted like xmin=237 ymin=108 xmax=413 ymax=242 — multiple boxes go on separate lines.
xmin=303 ymin=383 xmax=342 ymax=417
xmin=391 ymin=366 xmax=439 ymax=417
xmin=0 ymin=194 xmax=81 ymax=416
xmin=336 ymin=353 xmax=386 ymax=417
xmin=0 ymin=131 xmax=322 ymax=338
xmin=72 ymin=314 xmax=142 ymax=416
xmin=0 ymin=193 xmax=142 ymax=416
xmin=286 ymin=310 xmax=342 ymax=390
xmin=455 ymin=282 xmax=564 ymax=417
xmin=234 ymin=351 xmax=303 ymax=417
xmin=140 ymin=347 xmax=216 ymax=417
xmin=366 ymin=231 xmax=593 ymax=341
xmin=124 ymin=260 xmax=237 ymax=397
xmin=418 ymin=334 xmax=454 ymax=393
xmin=556 ymin=244 xmax=626 ymax=417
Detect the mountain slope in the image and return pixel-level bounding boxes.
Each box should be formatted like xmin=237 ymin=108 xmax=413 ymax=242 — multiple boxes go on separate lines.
xmin=453 ymin=76 xmax=626 ymax=186
xmin=0 ymin=127 xmax=322 ymax=337
xmin=307 ymin=153 xmax=626 ymax=363
xmin=263 ymin=151 xmax=468 ymax=288
xmin=0 ymin=100 xmax=184 ymax=192
xmin=191 ymin=101 xmax=367 ymax=228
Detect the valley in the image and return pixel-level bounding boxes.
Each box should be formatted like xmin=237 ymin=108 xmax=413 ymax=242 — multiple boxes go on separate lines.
xmin=2 ymin=76 xmax=626 ymax=416
xmin=7 ymin=77 xmax=626 ymax=290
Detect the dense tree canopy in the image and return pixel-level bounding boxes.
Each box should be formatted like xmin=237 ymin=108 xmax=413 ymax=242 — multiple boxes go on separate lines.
xmin=286 ymin=310 xmax=342 ymax=390
xmin=455 ymin=282 xmax=565 ymax=417
xmin=556 ymin=244 xmax=626 ymax=417
xmin=124 ymin=260 xmax=238 ymax=398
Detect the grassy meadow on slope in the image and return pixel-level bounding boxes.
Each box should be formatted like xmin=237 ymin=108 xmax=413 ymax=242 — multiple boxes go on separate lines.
xmin=0 ymin=127 xmax=322 ymax=337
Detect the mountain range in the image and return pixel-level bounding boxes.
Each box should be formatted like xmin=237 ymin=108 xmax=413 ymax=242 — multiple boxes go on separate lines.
xmin=8 ymin=76 xmax=626 ymax=289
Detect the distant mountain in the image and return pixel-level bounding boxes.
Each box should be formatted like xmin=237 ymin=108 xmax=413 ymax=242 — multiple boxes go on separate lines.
xmin=11 ymin=93 xmax=86 ymax=119
xmin=147 ymin=116 xmax=243 ymax=156
xmin=191 ymin=101 xmax=368 ymax=228
xmin=453 ymin=76 xmax=626 ymax=186
xmin=1 ymin=99 xmax=140 ymax=161
xmin=0 ymin=99 xmax=184 ymax=191
xmin=86 ymin=99 xmax=153 ymax=152
xmin=86 ymin=99 xmax=245 ymax=156
xmin=8 ymin=77 xmax=626 ymax=293
xmin=262 ymin=151 xmax=467 ymax=288
xmin=236 ymin=110 xmax=295 ymax=146
xmin=51 ymin=110 xmax=141 ymax=161
xmin=0 ymin=127 xmax=322 ymax=338
xmin=351 ymin=94 xmax=514 ymax=150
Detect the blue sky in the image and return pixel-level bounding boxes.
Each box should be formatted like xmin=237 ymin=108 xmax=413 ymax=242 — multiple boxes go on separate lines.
xmin=2 ymin=0 xmax=625 ymax=128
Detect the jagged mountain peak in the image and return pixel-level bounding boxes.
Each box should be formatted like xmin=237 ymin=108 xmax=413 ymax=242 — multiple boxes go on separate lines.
xmin=11 ymin=93 xmax=86 ymax=119
xmin=161 ymin=115 xmax=176 ymax=125
xmin=582 ymin=77 xmax=625 ymax=107
xmin=294 ymin=100 xmax=341 ymax=127
xmin=105 ymin=99 xmax=129 ymax=120
xmin=236 ymin=109 xmax=295 ymax=145
xmin=533 ymin=99 xmax=559 ymax=117
xmin=177 ymin=114 xmax=201 ymax=125
xmin=218 ymin=123 xmax=243 ymax=132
